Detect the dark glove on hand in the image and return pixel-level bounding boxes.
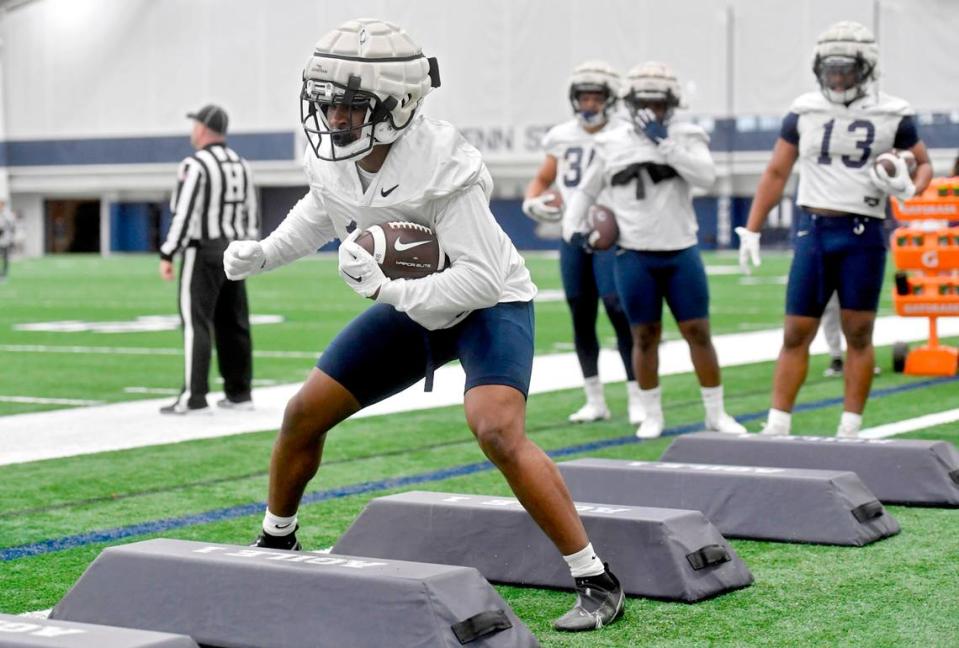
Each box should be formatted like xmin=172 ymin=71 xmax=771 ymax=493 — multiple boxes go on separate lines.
xmin=569 ymin=232 xmax=593 ymax=253
xmin=635 ymin=108 xmax=668 ymax=145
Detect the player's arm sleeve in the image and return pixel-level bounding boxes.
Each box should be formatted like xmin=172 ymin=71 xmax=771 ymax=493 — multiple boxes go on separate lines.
xmin=565 ymin=156 xmax=606 ymax=232
xmin=160 ymin=158 xmax=203 ymax=262
xmin=779 ymin=112 xmax=800 ymax=146
xmin=242 ymin=160 xmax=260 ymax=240
xmin=377 ymin=185 xmax=509 ymax=315
xmin=659 ymin=132 xmax=716 ymax=189
xmin=258 ymin=188 xmax=337 ymax=272
xmin=893 ymin=115 xmax=920 ymax=150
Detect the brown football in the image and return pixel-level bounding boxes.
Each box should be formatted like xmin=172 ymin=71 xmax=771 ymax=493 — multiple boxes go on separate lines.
xmin=354 ymin=221 xmax=450 ymax=280
xmin=875 ymin=152 xmax=898 ymax=177
xmin=587 ymin=204 xmax=619 ymax=251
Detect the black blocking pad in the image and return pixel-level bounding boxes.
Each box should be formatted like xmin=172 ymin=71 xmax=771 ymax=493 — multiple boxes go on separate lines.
xmin=558 ymin=459 xmax=900 ymax=546
xmin=0 ymin=613 xmax=198 ymax=648
xmin=660 ymin=432 xmax=959 ymax=506
xmin=49 ymin=539 xmax=539 ymax=648
xmin=332 ymin=490 xmax=753 ymax=602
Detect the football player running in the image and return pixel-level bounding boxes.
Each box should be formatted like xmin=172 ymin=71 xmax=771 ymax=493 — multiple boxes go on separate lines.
xmin=737 ymin=21 xmax=932 ymax=438
xmin=223 ymin=19 xmax=624 ymax=632
xmin=566 ymin=62 xmax=747 ymax=439
xmin=524 ymin=61 xmax=643 ymax=426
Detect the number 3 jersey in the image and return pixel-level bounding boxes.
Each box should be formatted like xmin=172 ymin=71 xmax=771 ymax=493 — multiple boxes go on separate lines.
xmin=541 ymin=118 xmax=620 ymax=243
xmin=782 ymin=91 xmax=919 ymax=219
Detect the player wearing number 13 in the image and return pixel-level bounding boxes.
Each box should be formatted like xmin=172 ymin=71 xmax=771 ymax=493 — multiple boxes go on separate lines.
xmin=737 ymin=21 xmax=932 ymax=438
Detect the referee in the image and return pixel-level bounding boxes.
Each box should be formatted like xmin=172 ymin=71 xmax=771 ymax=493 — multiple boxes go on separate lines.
xmin=159 ymin=104 xmax=258 ymax=415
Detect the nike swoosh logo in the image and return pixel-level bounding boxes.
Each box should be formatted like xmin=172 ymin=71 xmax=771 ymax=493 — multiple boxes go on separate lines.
xmin=797 ymin=231 xmax=809 ymax=237
xmin=380 ymin=184 xmax=399 ymax=197
xmin=273 ymin=522 xmax=293 ymax=529
xmin=343 ymin=271 xmax=362 ymax=282
xmin=394 ymin=239 xmax=430 ymax=252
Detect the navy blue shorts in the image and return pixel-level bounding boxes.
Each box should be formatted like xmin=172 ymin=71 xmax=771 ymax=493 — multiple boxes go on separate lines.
xmin=786 ymin=210 xmax=887 ymax=317
xmin=559 ymin=239 xmax=618 ymax=300
xmin=614 ymin=246 xmax=710 ymax=325
xmin=316 ymin=301 xmax=535 ymax=407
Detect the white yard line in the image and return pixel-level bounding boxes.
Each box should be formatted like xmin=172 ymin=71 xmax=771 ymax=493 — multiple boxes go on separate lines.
xmin=1 ymin=315 xmax=957 ymax=466
xmin=859 ymin=408 xmax=959 ymax=439
xmin=0 ymin=396 xmax=103 ymax=406
xmin=0 ymin=344 xmax=319 ymax=360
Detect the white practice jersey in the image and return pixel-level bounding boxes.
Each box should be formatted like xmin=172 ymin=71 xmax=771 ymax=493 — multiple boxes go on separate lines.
xmin=259 ymin=115 xmax=536 ymax=330
xmin=570 ymin=120 xmax=715 ymax=251
xmin=541 ymin=118 xmax=621 ymax=242
xmin=785 ymin=91 xmax=918 ymax=219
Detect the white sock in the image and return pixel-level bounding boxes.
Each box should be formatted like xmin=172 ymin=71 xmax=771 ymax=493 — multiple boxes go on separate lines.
xmin=563 ymin=542 xmax=605 ymax=578
xmin=263 ymin=510 xmax=297 ymax=537
xmin=639 ymin=386 xmax=663 ymax=420
xmin=583 ymin=376 xmax=605 ymax=406
xmin=626 ymin=380 xmax=641 ymax=402
xmin=766 ymin=408 xmax=792 ymax=433
xmin=701 ymin=385 xmax=724 ymax=423
xmin=839 ymin=411 xmax=862 ymax=433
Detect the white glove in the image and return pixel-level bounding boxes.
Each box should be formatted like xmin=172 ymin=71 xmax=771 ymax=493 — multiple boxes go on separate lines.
xmin=223 ymin=240 xmax=266 ymax=280
xmin=337 ymin=230 xmax=389 ymax=299
xmin=735 ymin=227 xmax=761 ymax=274
xmin=522 ymin=194 xmax=562 ymax=223
xmin=869 ymin=156 xmax=916 ymax=199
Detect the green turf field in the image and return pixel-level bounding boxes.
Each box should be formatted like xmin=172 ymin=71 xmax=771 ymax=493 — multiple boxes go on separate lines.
xmin=1 ymin=252 xmax=957 ymax=646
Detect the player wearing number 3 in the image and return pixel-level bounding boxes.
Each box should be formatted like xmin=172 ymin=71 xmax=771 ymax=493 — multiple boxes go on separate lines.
xmin=524 ymin=61 xmax=643 ymax=426
xmin=737 ymin=21 xmax=932 ymax=438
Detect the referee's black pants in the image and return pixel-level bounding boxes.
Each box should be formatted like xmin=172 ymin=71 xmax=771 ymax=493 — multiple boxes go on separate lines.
xmin=177 ymin=240 xmax=252 ymax=408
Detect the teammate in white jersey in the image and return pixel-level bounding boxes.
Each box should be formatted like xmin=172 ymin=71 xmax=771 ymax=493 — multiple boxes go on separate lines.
xmin=567 ymin=62 xmax=747 ymax=439
xmin=523 ymin=61 xmax=643 ymax=425
xmin=737 ymin=21 xmax=932 ymax=438
xmin=222 ymin=19 xmax=624 ymax=632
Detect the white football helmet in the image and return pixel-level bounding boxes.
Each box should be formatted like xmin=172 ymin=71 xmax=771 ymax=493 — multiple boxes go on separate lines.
xmin=812 ymin=21 xmax=879 ymax=104
xmin=300 ymin=18 xmax=441 ymax=162
xmin=568 ymin=60 xmax=620 ymax=128
xmin=623 ymin=61 xmax=683 ymax=124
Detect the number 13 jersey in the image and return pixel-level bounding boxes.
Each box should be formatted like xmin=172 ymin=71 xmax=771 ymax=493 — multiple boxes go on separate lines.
xmin=783 ymin=91 xmax=919 ymax=219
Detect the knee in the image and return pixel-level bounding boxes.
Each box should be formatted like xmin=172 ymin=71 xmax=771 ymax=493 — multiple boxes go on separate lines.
xmin=782 ymin=323 xmax=817 ymax=350
xmin=280 ymin=393 xmax=327 ymax=448
xmin=681 ymin=323 xmax=712 ymax=348
xmin=844 ymin=324 xmax=874 ymax=351
xmin=634 ymin=326 xmax=660 ymax=352
xmin=472 ymin=416 xmax=523 ymax=464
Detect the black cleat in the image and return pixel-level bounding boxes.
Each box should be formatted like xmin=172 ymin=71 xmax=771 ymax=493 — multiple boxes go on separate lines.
xmin=553 ymin=565 xmax=625 ymax=632
xmin=159 ymin=399 xmax=211 ymax=415
xmin=823 ymin=356 xmax=844 ymax=378
xmin=251 ymin=526 xmax=301 ymax=551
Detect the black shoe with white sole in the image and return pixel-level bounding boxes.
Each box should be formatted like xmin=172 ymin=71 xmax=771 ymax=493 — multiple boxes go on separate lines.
xmin=159 ymin=400 xmax=211 ymax=415
xmin=552 ymin=565 xmax=625 ymax=632
xmin=217 ymin=398 xmax=254 ymax=411
xmin=252 ymin=527 xmax=301 ymax=551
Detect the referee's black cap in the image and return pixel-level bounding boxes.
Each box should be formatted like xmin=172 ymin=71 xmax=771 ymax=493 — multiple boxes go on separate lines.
xmin=187 ymin=104 xmax=228 ymax=135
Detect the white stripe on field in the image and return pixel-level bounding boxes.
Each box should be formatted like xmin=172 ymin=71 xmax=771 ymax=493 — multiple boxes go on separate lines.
xmin=859 ymin=408 xmax=959 ymax=439
xmin=123 ymin=387 xmax=181 ymax=395
xmin=0 ymin=395 xmax=103 ymax=406
xmin=0 ymin=344 xmax=318 ymax=360
xmin=1 ymin=315 xmax=957 ymax=466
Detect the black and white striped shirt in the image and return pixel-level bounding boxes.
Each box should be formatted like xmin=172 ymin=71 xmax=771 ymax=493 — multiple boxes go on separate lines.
xmin=160 ymin=143 xmax=259 ymax=261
